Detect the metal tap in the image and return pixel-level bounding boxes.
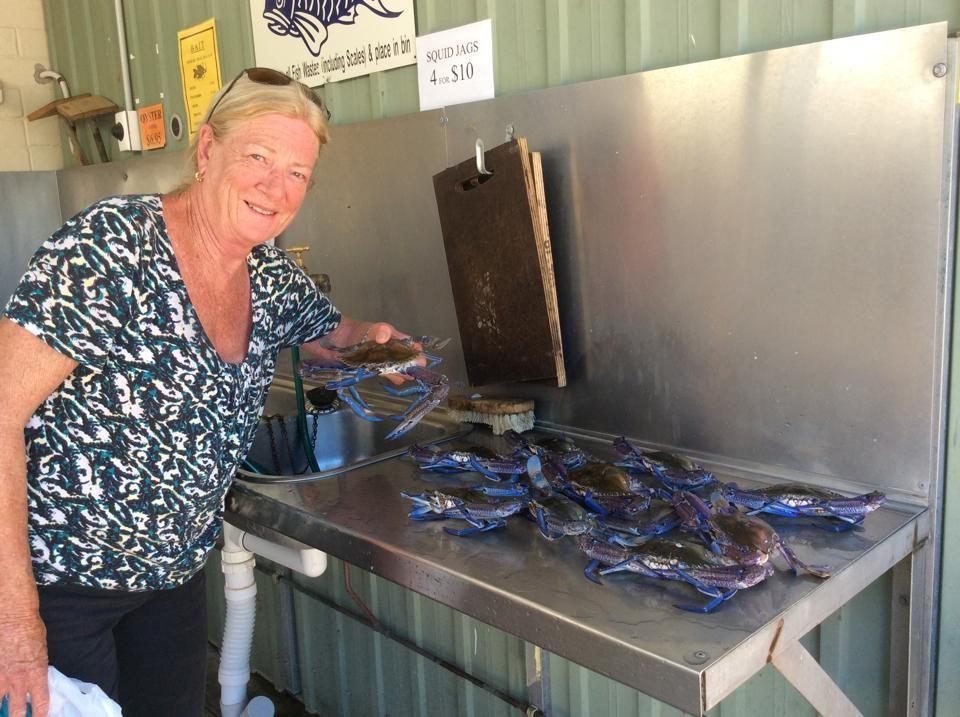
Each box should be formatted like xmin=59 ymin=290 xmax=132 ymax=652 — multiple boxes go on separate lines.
xmin=285 ymin=246 xmax=332 ymax=294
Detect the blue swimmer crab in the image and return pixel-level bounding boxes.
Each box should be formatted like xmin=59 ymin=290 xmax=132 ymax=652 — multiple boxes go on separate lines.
xmin=613 ymin=437 xmax=716 ymax=493
xmin=504 ymin=430 xmax=589 ymax=470
xmin=526 ymin=455 xmax=651 ymax=515
xmin=672 ymin=491 xmax=831 ymax=579
xmin=407 ymin=443 xmax=526 ymax=481
xmin=526 ymin=491 xmax=596 ymax=541
xmin=593 ymin=499 xmax=682 ymax=546
xmin=577 ymin=535 xmax=773 ymax=613
xmin=719 ymin=482 xmax=886 ymax=531
xmin=402 ymin=487 xmax=525 ymax=536
xmin=299 ymin=337 xmax=450 ymax=440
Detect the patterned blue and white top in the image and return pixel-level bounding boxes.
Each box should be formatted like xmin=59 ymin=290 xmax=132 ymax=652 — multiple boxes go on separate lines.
xmin=4 ymin=194 xmax=341 ymax=591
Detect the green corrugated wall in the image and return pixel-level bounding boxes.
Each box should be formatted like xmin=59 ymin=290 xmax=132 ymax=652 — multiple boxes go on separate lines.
xmin=39 ymin=1 xmax=960 ymax=715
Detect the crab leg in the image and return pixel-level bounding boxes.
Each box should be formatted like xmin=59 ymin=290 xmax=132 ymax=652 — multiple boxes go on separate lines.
xmin=583 ymin=560 xmax=605 ymax=585
xmin=408 ymin=508 xmax=449 ymax=521
xmin=578 ymin=536 xmax=633 ymax=585
xmin=812 ymin=516 xmax=864 ymax=532
xmin=444 ymin=518 xmax=506 ymax=537
xmin=534 ymin=507 xmax=559 ymax=540
xmin=337 ymin=385 xmax=384 ymax=422
xmin=470 ymin=482 xmax=527 ymax=498
xmin=776 ymin=539 xmax=832 ymax=579
xmin=465 ymin=457 xmax=507 ymax=481
xmin=382 ymin=384 xmax=427 ymax=398
xmin=324 ymin=368 xmax=379 ymax=390
xmin=384 ymin=367 xmax=449 ymax=440
xmin=672 ymin=568 xmax=738 ymax=613
xmin=420 ymin=352 xmax=442 ymax=368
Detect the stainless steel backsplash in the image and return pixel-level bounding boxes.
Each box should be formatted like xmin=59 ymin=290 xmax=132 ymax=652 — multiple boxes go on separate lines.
xmin=50 ymin=24 xmax=954 ymax=501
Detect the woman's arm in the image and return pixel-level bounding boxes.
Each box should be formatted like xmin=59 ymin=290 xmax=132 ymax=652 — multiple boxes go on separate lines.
xmin=303 ymin=316 xmax=405 ymax=353
xmin=0 ymin=319 xmax=79 ymax=717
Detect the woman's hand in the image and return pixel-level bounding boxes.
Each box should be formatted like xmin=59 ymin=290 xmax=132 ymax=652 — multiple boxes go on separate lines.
xmin=359 ymin=322 xmax=409 ymax=346
xmin=301 ymin=318 xmax=424 ymax=384
xmin=0 ymin=611 xmax=49 ymax=717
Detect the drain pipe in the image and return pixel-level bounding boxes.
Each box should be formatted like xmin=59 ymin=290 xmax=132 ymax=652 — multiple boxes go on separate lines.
xmin=33 ymin=65 xmax=70 ymax=98
xmin=220 ymin=523 xmax=259 ymax=717
xmin=111 ymin=0 xmax=141 ymax=151
xmin=219 ymin=522 xmax=327 ymax=717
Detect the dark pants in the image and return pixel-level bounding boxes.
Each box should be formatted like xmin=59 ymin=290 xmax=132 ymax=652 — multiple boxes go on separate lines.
xmin=37 ymin=570 xmax=208 ymax=717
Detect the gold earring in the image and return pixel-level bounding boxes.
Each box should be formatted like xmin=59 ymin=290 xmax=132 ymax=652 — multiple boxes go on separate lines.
xmin=194 ymin=170 xmax=205 ymax=183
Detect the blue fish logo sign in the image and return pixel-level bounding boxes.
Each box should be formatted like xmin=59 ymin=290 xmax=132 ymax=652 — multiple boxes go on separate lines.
xmin=263 ymin=0 xmax=402 ymax=57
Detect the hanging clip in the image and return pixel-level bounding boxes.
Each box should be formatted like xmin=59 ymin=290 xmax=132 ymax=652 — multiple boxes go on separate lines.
xmin=475 ymin=138 xmax=493 ymax=175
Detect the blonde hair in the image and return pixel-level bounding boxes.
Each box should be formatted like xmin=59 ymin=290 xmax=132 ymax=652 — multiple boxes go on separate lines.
xmin=174 ymin=73 xmax=329 ymax=192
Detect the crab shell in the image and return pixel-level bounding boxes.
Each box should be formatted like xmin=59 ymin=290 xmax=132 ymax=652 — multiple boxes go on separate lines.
xmin=642 ymin=451 xmax=703 ymax=473
xmin=336 ymin=339 xmax=422 ymax=373
xmin=565 ymin=463 xmax=642 ymax=496
xmin=708 ymin=512 xmax=779 ymax=564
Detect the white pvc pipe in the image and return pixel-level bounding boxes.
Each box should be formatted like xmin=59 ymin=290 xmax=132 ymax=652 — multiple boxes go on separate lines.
xmin=220 ymin=526 xmax=259 ymax=717
xmin=219 ymin=522 xmax=325 ymax=716
xmin=37 ymin=69 xmax=70 ymax=99
xmin=113 ymin=0 xmax=134 ymax=111
xmin=229 ymin=524 xmax=327 ymax=578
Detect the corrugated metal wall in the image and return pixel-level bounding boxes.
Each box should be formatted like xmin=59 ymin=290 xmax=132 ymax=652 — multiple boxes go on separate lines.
xmin=39 ymin=1 xmax=960 ymax=715
xmin=206 ymin=552 xmax=894 ymax=716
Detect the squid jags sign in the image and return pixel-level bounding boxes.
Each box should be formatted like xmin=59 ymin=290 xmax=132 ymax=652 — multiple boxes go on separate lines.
xmin=248 ymin=0 xmax=417 ymax=87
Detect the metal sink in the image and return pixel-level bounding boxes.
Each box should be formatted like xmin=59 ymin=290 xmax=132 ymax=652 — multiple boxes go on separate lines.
xmin=237 ymin=378 xmax=471 ymax=483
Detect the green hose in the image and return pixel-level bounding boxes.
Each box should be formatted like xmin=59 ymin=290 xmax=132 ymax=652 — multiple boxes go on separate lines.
xmin=241 ymin=457 xmax=270 ymax=475
xmin=291 ymin=346 xmax=322 ymax=473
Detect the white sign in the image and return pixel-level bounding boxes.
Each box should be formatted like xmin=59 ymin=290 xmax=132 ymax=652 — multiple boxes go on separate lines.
xmin=417 ymin=19 xmax=494 ymax=111
xmin=248 ymin=0 xmax=416 ymax=87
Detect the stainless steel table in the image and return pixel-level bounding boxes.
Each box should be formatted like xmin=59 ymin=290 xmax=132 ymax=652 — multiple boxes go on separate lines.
xmin=226 ymin=427 xmax=926 ymax=716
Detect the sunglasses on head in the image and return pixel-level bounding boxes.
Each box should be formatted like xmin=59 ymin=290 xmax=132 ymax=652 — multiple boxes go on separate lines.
xmin=206 ymin=67 xmax=331 ymax=122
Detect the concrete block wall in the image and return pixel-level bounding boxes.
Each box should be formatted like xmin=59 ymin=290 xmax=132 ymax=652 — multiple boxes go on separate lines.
xmin=0 ymin=0 xmax=60 ymax=171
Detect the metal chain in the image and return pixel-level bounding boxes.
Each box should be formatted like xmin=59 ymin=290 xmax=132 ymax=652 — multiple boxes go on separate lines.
xmin=276 ymin=418 xmax=298 ymax=473
xmin=263 ymin=415 xmax=282 ymax=475
xmin=309 ymin=409 xmax=320 ymax=452
xmin=260 ymin=402 xmax=343 ymax=476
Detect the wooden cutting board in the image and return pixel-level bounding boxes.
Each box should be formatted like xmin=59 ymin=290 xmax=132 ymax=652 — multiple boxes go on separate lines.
xmin=433 ymin=138 xmax=565 ymax=387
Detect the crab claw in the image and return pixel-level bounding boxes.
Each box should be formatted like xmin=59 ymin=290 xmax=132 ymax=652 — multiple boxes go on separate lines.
xmin=408 ymin=336 xmax=451 ymax=351
xmin=384 ymin=365 xmax=449 ymax=440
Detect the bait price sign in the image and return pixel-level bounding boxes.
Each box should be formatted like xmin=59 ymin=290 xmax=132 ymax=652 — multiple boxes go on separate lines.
xmin=417 ymin=19 xmax=494 ymax=111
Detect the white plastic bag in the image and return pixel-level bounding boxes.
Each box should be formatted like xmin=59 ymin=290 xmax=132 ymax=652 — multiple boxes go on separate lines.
xmin=46 ymin=667 xmax=122 ymax=717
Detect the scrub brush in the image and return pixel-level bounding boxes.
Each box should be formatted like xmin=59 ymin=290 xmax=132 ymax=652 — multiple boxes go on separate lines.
xmin=446 ymin=396 xmax=535 ymax=435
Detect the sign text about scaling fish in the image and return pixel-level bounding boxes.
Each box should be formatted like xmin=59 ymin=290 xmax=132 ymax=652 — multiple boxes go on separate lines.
xmin=287 ymin=35 xmax=414 ymax=79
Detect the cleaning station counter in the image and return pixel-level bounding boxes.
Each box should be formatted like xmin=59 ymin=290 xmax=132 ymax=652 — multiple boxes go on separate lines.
xmin=222 ymin=23 xmax=956 ymax=715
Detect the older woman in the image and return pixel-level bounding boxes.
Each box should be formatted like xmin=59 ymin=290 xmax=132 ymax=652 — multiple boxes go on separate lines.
xmin=0 ymin=68 xmax=407 ymax=716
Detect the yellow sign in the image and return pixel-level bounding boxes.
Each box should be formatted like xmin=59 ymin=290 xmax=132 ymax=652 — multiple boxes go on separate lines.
xmin=138 ymin=103 xmax=165 ymax=150
xmin=177 ymin=18 xmax=222 ymax=137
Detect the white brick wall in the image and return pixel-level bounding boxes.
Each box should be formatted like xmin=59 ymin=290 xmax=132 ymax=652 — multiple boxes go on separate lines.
xmin=0 ymin=0 xmax=59 ymax=171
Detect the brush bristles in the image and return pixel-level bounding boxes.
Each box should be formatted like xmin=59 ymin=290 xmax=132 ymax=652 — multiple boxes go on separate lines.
xmin=448 ymin=409 xmax=535 ymax=435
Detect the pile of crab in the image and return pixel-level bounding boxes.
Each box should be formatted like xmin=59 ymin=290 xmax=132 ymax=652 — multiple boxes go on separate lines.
xmin=401 ymin=432 xmax=886 ymax=613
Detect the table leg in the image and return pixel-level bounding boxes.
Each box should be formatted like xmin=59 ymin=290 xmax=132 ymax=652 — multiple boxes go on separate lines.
xmin=771 ymin=641 xmax=864 ymax=717
xmin=889 ymin=555 xmax=913 ymax=716
xmin=525 ymin=642 xmax=551 ymax=714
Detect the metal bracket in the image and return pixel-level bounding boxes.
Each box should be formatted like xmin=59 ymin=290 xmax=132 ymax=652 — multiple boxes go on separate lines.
xmin=475 ymin=138 xmax=493 ymax=175
xmin=524 ymin=643 xmax=551 ymax=715
xmin=771 ymin=641 xmax=864 ymax=717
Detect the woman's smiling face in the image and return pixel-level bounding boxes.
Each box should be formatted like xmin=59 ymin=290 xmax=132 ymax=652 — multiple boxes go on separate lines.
xmin=196 ymin=113 xmax=320 ymax=249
